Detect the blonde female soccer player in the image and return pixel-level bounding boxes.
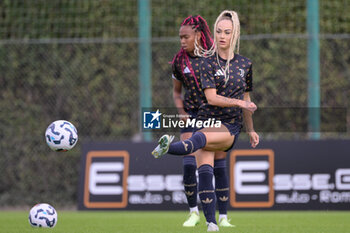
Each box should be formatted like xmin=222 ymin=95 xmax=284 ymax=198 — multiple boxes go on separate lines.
xmin=153 ymin=10 xmax=259 ymax=231
xmin=171 ymin=15 xmax=234 ymax=228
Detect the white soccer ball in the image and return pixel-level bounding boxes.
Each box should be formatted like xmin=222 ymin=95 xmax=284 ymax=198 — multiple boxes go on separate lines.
xmin=28 ymin=203 xmax=57 ymax=228
xmin=45 ymin=120 xmax=78 ymax=151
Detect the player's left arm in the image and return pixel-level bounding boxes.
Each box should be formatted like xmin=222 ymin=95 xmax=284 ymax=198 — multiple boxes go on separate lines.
xmin=243 ymin=92 xmax=259 ymax=148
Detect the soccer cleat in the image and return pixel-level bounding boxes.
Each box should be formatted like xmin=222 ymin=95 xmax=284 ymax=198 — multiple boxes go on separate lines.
xmin=182 ymin=211 xmax=200 ymax=227
xmin=218 ymin=218 xmax=235 ymax=227
xmin=151 ymin=134 xmax=175 ymax=158
xmin=207 ymin=222 xmax=219 ymax=232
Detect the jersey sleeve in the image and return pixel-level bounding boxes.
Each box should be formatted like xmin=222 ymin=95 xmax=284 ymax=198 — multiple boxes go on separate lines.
xmin=245 ymin=63 xmax=253 ymax=92
xmin=200 ymin=58 xmax=216 ymax=89
xmin=171 ymin=57 xmax=182 ymax=81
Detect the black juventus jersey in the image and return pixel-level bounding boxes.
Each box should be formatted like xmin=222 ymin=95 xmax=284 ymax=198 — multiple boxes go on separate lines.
xmin=172 ymin=54 xmax=206 ymax=114
xmin=198 ymin=53 xmax=253 ymax=124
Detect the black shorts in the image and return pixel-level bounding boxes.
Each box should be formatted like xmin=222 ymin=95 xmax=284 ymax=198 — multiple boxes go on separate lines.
xmin=222 ymin=121 xmax=242 ymax=137
xmin=221 ymin=121 xmax=242 ymax=151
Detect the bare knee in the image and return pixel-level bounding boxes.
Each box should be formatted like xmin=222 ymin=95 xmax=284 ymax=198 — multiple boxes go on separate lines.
xmin=214 ymin=151 xmax=227 ymax=160
xmin=200 ymin=130 xmax=235 ymax=152
xmin=196 ymin=150 xmax=215 ymax=168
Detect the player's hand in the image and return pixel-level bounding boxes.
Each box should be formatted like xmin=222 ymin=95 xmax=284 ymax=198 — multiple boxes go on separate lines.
xmin=248 ymin=131 xmax=259 ymax=148
xmin=242 ymin=101 xmax=257 ymax=113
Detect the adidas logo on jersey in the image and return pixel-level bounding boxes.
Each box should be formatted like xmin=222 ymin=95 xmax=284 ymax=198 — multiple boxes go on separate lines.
xmin=183 ymin=66 xmax=191 ymax=74
xmin=214 ymin=69 xmax=225 ymax=76
xmin=219 ymin=196 xmax=229 ymax=202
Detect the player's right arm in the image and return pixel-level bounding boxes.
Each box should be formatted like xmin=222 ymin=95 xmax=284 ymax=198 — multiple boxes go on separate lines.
xmin=172 ymin=79 xmax=189 ymax=121
xmin=172 ymin=58 xmax=189 ymax=121
xmin=204 ymin=88 xmax=257 ymax=113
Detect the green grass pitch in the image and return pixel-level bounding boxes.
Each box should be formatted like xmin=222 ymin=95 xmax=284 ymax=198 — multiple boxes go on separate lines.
xmin=1 ymin=210 xmax=350 ymax=233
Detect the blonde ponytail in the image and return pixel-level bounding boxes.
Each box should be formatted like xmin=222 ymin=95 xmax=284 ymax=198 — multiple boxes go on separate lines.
xmin=206 ymin=10 xmax=241 ymax=83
